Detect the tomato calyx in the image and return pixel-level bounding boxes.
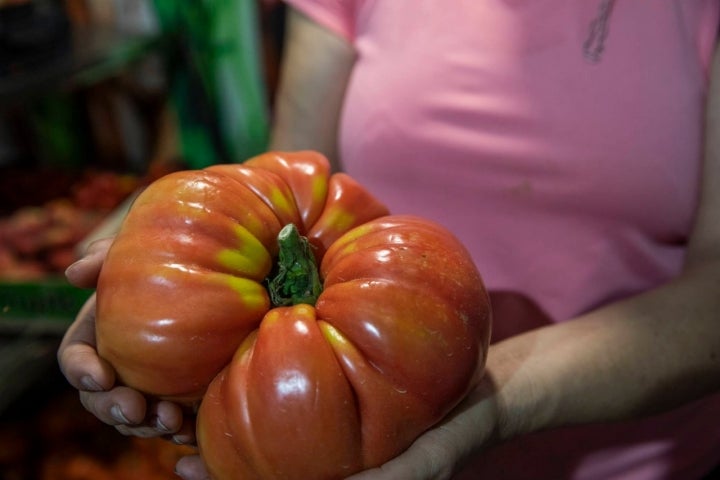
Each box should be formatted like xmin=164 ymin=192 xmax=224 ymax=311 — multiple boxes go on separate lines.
xmin=267 ymin=223 xmax=322 ymax=307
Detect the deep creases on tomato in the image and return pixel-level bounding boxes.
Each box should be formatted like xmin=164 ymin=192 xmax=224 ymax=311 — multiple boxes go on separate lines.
xmin=95 ymin=151 xmax=491 ymax=480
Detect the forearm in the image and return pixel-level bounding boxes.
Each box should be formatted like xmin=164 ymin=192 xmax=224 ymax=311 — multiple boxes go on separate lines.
xmin=487 ymin=264 xmax=720 ymax=442
xmin=269 ymin=8 xmax=355 ymax=171
xmin=488 ymin=43 xmax=720 ymax=442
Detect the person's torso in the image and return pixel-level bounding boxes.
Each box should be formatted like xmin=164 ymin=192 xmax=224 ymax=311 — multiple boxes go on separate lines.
xmin=285 ymin=0 xmax=720 ymax=478
xmin=339 ymin=0 xmax=717 ymax=325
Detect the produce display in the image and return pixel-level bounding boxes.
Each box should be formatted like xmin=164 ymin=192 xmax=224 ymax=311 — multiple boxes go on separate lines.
xmin=94 ymin=151 xmax=492 ymax=479
xmin=0 ymin=170 xmax=140 ymax=281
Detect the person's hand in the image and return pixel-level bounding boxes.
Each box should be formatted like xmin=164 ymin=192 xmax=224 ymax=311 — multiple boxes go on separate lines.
xmin=57 ymin=238 xmax=194 ymax=443
xmin=346 ymin=377 xmax=500 ymax=480
xmin=58 ymin=238 xmax=213 ymax=479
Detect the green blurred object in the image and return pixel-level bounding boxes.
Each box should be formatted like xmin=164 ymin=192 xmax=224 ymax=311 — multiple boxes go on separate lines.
xmin=28 ymin=93 xmax=87 ymax=170
xmin=0 ymin=280 xmax=94 ymax=334
xmin=153 ymin=0 xmax=270 ymax=168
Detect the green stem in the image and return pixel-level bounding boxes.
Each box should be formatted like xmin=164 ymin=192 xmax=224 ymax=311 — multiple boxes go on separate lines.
xmin=267 ymin=224 xmax=322 ymax=307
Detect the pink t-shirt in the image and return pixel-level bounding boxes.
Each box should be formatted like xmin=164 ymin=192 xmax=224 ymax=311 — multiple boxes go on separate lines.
xmin=285 ymin=1 xmax=720 ymax=478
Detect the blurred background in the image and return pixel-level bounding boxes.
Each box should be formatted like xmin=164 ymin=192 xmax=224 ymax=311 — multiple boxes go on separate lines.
xmin=0 ymin=1 xmax=286 ymax=478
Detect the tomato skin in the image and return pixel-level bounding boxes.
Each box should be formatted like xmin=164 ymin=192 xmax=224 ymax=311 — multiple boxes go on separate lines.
xmin=96 ymin=169 xmax=278 ymax=402
xmin=95 ymin=151 xmax=491 ymax=478
xmin=196 ymin=215 xmax=491 ymax=478
xmin=198 ymin=306 xmax=363 ymax=480
xmin=96 ymin=151 xmax=389 ymax=403
xmin=319 ymin=215 xmax=490 ymax=404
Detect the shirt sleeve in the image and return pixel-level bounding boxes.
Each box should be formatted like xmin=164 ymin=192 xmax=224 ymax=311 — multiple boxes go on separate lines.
xmin=283 ymin=0 xmax=357 ymax=42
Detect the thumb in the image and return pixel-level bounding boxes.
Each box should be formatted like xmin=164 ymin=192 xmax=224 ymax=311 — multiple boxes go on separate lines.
xmin=346 ymin=427 xmax=462 ymax=480
xmin=57 ymin=293 xmax=116 ymax=391
xmin=345 ymin=380 xmax=500 ymax=480
xmin=65 ymin=237 xmax=114 ymax=288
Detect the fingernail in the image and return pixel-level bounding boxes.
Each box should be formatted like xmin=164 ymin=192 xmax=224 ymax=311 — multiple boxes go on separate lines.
xmin=154 ymin=416 xmax=171 ymax=433
xmin=64 ymin=257 xmax=88 ymax=275
xmin=80 ymin=376 xmax=103 ymax=392
xmin=110 ymin=404 xmax=130 ymax=424
xmin=172 ymin=434 xmax=193 ymax=445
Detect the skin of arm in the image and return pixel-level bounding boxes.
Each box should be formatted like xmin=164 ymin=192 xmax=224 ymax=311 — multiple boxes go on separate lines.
xmin=268 ymin=7 xmax=356 ymax=171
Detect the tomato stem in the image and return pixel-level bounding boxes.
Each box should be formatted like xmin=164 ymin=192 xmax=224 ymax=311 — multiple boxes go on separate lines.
xmin=267 ymin=224 xmax=322 ymax=307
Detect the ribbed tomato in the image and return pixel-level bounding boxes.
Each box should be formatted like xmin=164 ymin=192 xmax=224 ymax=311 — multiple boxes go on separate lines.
xmin=94 ymin=151 xmax=491 ymax=479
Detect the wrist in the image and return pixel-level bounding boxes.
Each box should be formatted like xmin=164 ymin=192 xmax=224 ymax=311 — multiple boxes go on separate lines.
xmin=482 ymin=339 xmax=556 ymax=443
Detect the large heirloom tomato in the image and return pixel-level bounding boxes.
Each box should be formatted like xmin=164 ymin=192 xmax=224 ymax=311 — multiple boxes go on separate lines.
xmin=95 ymin=151 xmax=491 ymax=479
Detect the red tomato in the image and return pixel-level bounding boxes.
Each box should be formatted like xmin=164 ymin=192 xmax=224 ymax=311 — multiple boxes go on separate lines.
xmin=95 ymin=151 xmax=491 ymax=479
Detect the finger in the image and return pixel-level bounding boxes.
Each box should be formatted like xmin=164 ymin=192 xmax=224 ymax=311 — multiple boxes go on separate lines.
xmin=65 ymin=237 xmax=114 ymax=288
xmin=175 ymin=455 xmax=211 ymax=480
xmin=79 ymin=386 xmax=148 ymax=427
xmin=153 ymin=400 xmax=186 ymax=434
xmin=57 ymin=293 xmax=116 ymax=392
xmin=346 ymin=427 xmax=462 ymax=480
xmin=169 ymin=414 xmax=198 ymax=446
xmin=115 ymin=399 xmax=188 ymax=438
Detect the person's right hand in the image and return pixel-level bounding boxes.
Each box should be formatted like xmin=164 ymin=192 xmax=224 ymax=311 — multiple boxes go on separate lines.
xmin=57 ymin=238 xmax=194 ymax=444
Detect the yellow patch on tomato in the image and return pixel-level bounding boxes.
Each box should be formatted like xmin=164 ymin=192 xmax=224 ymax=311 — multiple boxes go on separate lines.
xmin=311 ymin=176 xmax=328 ymax=205
xmin=269 ymin=188 xmax=294 ymax=218
xmin=323 ymin=208 xmax=356 ymax=234
xmin=330 ymin=222 xmax=373 ymax=257
xmin=318 ymin=322 xmax=349 ymax=348
xmin=292 ymin=304 xmax=316 ymax=319
xmin=224 ymin=276 xmax=269 ymax=311
xmin=261 ymin=309 xmax=281 ymax=326
xmin=215 ymin=225 xmax=271 ymax=279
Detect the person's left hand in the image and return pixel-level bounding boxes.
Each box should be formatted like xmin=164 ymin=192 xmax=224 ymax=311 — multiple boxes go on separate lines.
xmin=344 ymin=380 xmax=499 ymax=480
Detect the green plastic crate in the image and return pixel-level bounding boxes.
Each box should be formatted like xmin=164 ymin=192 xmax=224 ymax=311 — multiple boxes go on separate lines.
xmin=0 ymin=280 xmax=93 ymax=334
